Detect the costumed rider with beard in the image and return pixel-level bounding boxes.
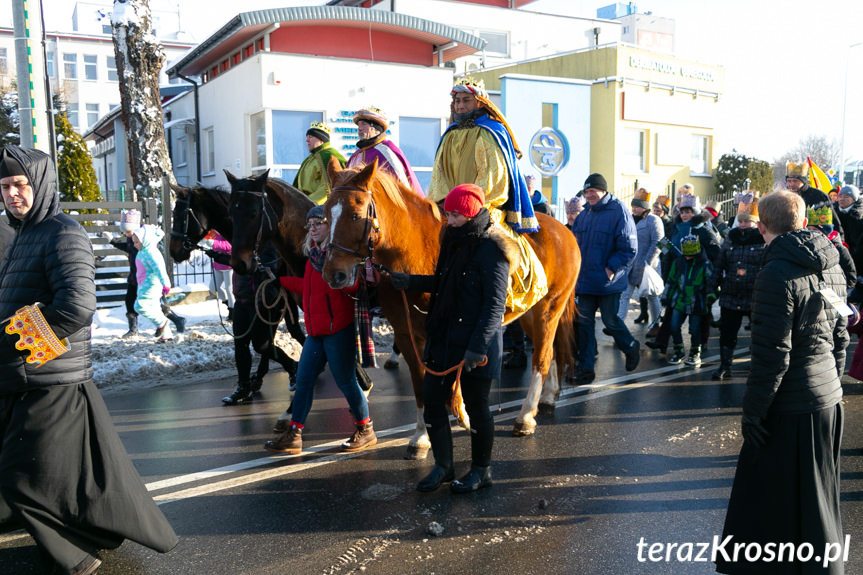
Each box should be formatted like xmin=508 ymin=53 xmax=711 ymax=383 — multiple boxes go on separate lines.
xmin=346 ymin=106 xmax=424 ymax=196
xmin=0 ymin=145 xmax=177 ymax=574
xmin=293 ymin=122 xmax=346 ymax=205
xmin=428 ymin=78 xmax=547 ymax=316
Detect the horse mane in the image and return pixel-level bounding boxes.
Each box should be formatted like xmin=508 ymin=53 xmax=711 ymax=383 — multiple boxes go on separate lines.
xmin=339 ymin=163 xmax=442 ymax=224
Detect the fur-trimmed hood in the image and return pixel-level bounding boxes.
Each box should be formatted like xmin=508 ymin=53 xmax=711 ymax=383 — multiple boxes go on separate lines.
xmin=487 ymin=223 xmax=522 ymax=279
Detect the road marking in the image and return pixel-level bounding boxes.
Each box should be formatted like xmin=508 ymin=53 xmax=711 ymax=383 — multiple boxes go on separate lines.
xmin=140 ymin=353 xmax=738 ymax=504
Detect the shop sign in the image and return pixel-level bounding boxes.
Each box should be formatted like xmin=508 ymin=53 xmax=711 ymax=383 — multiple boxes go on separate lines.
xmin=529 ymin=127 xmax=569 ymax=177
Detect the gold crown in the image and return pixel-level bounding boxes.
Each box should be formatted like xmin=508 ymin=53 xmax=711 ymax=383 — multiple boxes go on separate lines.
xmin=452 ymin=77 xmax=488 ymax=98
xmin=309 ymin=121 xmax=331 ymax=135
xmin=634 ymin=189 xmax=651 ymax=202
xmin=786 ymin=161 xmax=809 ymax=178
xmin=807 ymin=204 xmax=833 ymax=226
xmin=736 ymin=195 xmax=759 ymax=221
xmin=655 ymin=194 xmax=671 ymax=207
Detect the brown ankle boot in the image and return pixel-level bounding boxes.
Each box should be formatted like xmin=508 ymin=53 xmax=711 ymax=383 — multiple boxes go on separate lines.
xmin=341 ymin=422 xmax=377 ymax=452
xmin=265 ymin=426 xmax=302 ymax=454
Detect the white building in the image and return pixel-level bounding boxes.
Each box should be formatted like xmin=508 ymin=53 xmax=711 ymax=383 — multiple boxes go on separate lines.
xmin=0 ymin=1 xmax=194 ymax=135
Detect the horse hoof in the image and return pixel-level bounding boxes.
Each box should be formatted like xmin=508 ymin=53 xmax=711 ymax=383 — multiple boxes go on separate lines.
xmin=537 ymin=402 xmax=555 ymax=415
xmin=512 ymin=421 xmax=536 ymax=437
xmin=404 ymin=444 xmax=430 ymax=460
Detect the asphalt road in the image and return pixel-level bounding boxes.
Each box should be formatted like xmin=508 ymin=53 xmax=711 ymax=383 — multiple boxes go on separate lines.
xmin=2 ymin=321 xmax=863 ymax=575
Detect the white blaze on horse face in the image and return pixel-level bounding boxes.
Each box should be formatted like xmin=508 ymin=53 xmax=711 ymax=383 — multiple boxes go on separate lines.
xmin=329 ymin=201 xmax=342 ymax=244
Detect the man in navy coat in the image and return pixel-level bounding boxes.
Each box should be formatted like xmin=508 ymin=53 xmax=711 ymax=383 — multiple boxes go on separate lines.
xmin=570 ymin=173 xmax=640 ymax=383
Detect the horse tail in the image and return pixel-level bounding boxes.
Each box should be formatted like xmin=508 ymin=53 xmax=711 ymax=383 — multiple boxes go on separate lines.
xmin=553 ymin=284 xmax=577 ymax=377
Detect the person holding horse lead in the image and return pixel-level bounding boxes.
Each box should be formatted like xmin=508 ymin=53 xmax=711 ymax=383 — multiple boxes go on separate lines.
xmin=265 ymin=205 xmax=376 ymax=455
xmin=207 ymin=240 xmax=299 ymax=406
xmin=346 ymin=106 xmax=424 ymax=196
xmin=293 ymin=122 xmax=346 ymax=205
xmin=428 ymin=78 xmax=547 ymax=316
xmin=390 ymin=184 xmax=515 ymax=494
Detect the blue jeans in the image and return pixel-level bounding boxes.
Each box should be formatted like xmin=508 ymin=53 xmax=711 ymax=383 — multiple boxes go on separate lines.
xmin=670 ymin=310 xmax=701 ymax=346
xmin=290 ymin=324 xmax=369 ymax=425
xmin=577 ymin=292 xmax=636 ymax=371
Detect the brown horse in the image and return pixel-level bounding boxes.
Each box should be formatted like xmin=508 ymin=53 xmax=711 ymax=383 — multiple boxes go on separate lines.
xmin=322 ymin=160 xmax=580 ymax=457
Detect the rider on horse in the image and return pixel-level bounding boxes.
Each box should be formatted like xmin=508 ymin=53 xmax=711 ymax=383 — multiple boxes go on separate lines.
xmin=293 ymin=122 xmax=346 ymax=205
xmin=428 ymin=78 xmax=547 ymax=314
xmin=347 ymin=106 xmax=424 ymax=196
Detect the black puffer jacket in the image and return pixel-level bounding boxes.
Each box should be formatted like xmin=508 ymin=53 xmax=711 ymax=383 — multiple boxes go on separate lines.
xmin=707 ymin=226 xmax=765 ymax=312
xmin=0 ymin=146 xmax=96 ymax=393
xmin=835 ymin=198 xmax=863 ymax=254
xmin=743 ymin=229 xmax=848 ymax=420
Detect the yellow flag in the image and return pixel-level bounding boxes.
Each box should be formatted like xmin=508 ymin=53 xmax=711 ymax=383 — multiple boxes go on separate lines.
xmin=807 ymin=157 xmax=833 ymax=192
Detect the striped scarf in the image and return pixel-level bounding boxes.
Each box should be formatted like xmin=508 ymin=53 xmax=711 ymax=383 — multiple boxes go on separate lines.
xmin=354 ymin=272 xmax=377 ymax=368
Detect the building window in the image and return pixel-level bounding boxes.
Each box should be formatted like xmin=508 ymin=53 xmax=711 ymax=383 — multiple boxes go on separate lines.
xmin=63 ymin=53 xmax=77 ymax=79
xmin=271 ymin=110 xmax=324 ymax=182
xmin=86 ymin=103 xmax=99 ymax=127
xmin=66 ymin=103 xmax=79 ymax=128
xmin=0 ymin=48 xmax=7 ymax=75
xmin=106 ymin=56 xmax=118 ymax=81
xmin=102 ymin=24 xmax=112 ymax=35
xmin=478 ymin=30 xmax=509 ymax=57
xmin=84 ymin=54 xmax=97 ymax=80
xmin=46 ymin=51 xmax=55 ymax=77
xmin=176 ymin=135 xmax=188 ymax=166
xmin=203 ymin=128 xmax=215 ymax=174
xmin=398 ymin=116 xmax=441 ymax=191
xmin=623 ymin=129 xmax=647 ymax=173
xmin=690 ymin=135 xmax=710 ymax=175
xmin=250 ymin=112 xmax=267 ymax=169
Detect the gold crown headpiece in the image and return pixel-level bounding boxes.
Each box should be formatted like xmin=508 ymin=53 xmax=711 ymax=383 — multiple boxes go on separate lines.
xmin=786 ymin=161 xmax=809 ymax=179
xmin=309 ymin=121 xmax=331 ymax=135
xmin=353 ymin=106 xmax=389 ymax=132
xmin=634 ymin=189 xmax=651 ymax=202
xmin=451 ymin=77 xmax=487 ymax=98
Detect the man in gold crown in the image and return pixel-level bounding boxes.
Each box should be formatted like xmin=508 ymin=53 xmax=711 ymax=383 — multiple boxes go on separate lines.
xmin=293 ymin=122 xmax=346 ymax=205
xmin=785 ymin=160 xmax=844 ymax=239
xmin=0 ymin=146 xmax=177 ymax=573
xmin=346 ymin=106 xmax=424 ymax=195
xmin=428 ymin=78 xmax=547 ymax=314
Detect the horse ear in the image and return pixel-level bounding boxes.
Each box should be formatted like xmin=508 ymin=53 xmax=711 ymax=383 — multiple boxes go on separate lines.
xmin=224 ymin=170 xmax=237 ymax=185
xmin=356 ymin=158 xmax=378 ymax=188
xmin=169 ymin=181 xmax=189 ymax=197
xmin=256 ymin=169 xmax=270 ymax=186
xmin=326 ymin=155 xmax=342 ymax=184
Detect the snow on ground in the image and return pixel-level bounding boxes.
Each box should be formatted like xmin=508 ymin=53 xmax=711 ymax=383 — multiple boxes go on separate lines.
xmin=92 ymin=299 xmax=396 ymax=395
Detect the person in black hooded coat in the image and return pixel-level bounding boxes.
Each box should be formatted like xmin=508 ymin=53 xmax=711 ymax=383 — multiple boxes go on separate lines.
xmin=716 ymin=191 xmax=848 ymax=575
xmin=0 ymin=146 xmax=177 ymax=574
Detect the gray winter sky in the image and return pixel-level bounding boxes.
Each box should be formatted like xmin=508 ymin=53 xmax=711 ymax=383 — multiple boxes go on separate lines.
xmin=4 ymin=0 xmax=863 ymax=167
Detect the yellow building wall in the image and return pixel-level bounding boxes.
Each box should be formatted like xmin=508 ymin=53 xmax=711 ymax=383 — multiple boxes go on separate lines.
xmin=470 ymin=44 xmax=725 ymax=201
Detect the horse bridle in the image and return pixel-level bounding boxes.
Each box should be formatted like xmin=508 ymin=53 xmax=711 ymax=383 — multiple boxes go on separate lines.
xmin=170 ymin=195 xmax=205 ymax=252
xmin=326 ymin=185 xmax=381 ymax=267
xmin=232 ymin=185 xmax=277 ymax=269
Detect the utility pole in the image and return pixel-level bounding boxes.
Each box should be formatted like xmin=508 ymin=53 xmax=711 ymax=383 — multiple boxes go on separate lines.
xmin=11 ymin=0 xmax=52 ymax=154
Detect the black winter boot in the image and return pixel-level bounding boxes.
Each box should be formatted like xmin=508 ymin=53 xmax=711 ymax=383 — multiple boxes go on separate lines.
xmin=712 ymin=346 xmax=734 ymax=380
xmin=634 ymin=298 xmax=650 ymax=323
xmin=121 ymin=313 xmax=138 ymax=339
xmin=222 ymin=382 xmax=254 ymax=405
xmin=417 ymin=420 xmax=454 ymax=492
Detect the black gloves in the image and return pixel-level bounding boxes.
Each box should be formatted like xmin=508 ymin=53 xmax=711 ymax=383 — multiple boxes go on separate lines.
xmin=741 ymin=414 xmax=769 ymax=448
xmin=390 ymin=272 xmax=410 ymax=291
xmin=463 ymin=350 xmax=485 ymax=371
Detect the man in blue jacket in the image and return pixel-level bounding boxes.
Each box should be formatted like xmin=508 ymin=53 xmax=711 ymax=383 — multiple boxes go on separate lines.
xmin=570 ymin=173 xmax=640 ymax=383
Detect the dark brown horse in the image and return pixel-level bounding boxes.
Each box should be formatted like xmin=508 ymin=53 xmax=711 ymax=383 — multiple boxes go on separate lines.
xmin=225 ymin=170 xmax=312 ymax=278
xmin=322 ymin=160 xmax=580 ymax=456
xmin=168 ymin=179 xmax=307 ymax=345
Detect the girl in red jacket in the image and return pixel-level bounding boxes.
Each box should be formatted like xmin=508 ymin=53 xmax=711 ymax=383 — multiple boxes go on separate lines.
xmin=265 ymin=205 xmax=376 ymax=454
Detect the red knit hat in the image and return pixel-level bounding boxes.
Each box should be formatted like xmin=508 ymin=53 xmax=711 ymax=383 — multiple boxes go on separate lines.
xmin=444 ymin=184 xmax=485 ymax=218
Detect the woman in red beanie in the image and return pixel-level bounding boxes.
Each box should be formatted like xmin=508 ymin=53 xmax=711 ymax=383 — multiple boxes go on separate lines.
xmin=391 ymin=184 xmax=516 ymax=493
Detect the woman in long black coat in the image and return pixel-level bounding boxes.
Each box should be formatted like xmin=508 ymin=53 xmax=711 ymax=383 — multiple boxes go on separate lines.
xmin=391 ymin=184 xmax=515 ymax=494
